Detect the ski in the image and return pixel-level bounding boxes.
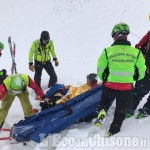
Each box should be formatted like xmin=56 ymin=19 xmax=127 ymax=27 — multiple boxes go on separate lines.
xmin=0 ymin=137 xmax=10 ymax=140
xmin=8 ymin=36 xmax=17 ymax=74
xmin=0 ymin=128 xmax=11 ymax=131
xmin=0 ymin=128 xmax=11 ymax=140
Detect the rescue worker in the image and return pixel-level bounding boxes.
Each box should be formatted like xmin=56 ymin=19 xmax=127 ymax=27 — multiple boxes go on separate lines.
xmin=0 ymin=74 xmax=49 ymax=127
xmin=29 ymin=31 xmax=59 ymax=89
xmin=126 ymin=30 xmax=150 ymax=119
xmin=95 ymin=23 xmax=146 ymax=137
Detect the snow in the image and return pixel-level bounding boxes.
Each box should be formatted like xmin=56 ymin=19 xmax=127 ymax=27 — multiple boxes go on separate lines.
xmin=0 ymin=0 xmax=150 ymax=149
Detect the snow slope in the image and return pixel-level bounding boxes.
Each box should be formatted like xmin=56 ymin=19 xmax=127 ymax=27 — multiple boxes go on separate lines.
xmin=0 ymin=0 xmax=150 ymax=149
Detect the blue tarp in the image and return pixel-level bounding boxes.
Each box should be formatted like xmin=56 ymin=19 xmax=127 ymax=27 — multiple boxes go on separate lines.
xmin=45 ymin=83 xmax=68 ymax=98
xmin=11 ymin=85 xmax=102 ymax=143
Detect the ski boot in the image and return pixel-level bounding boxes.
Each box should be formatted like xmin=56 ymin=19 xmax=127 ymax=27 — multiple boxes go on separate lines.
xmin=105 ymin=131 xmax=113 ymax=138
xmin=136 ymin=108 xmax=150 ymax=119
xmin=125 ymin=108 xmax=134 ymax=118
xmin=94 ymin=109 xmax=106 ymax=127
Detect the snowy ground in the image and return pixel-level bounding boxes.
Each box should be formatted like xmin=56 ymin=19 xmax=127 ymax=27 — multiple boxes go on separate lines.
xmin=0 ymin=0 xmax=150 ymax=149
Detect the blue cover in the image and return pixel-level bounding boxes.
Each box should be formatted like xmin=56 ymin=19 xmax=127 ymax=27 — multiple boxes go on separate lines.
xmin=45 ymin=83 xmax=68 ymax=98
xmin=11 ymin=85 xmax=102 ymax=143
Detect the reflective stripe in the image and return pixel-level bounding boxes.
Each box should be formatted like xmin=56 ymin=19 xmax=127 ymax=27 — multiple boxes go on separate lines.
xmin=34 ymin=40 xmax=40 ymax=61
xmin=35 ymin=40 xmax=39 ymax=51
xmin=142 ymin=71 xmax=146 ymax=76
xmin=97 ymin=67 xmax=103 ymax=73
xmin=112 ymin=71 xmax=133 ymax=76
xmin=30 ymin=48 xmax=35 ymax=53
xmin=29 ymin=48 xmax=34 ymax=62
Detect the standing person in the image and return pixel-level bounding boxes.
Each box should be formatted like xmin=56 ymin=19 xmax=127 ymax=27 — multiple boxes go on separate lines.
xmin=0 ymin=42 xmax=7 ymax=84
xmin=0 ymin=74 xmax=49 ymax=127
xmin=29 ymin=31 xmax=59 ymax=89
xmin=94 ymin=23 xmax=146 ymax=137
xmin=126 ymin=31 xmax=150 ymax=119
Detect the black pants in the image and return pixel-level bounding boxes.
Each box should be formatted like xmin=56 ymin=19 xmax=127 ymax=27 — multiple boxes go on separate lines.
xmin=99 ymin=85 xmax=133 ymax=134
xmin=34 ymin=60 xmax=57 ymax=88
xmin=129 ymin=74 xmax=150 ymax=111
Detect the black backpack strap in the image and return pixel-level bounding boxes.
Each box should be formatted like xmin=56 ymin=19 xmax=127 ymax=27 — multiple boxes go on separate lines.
xmin=137 ymin=50 xmax=140 ymax=59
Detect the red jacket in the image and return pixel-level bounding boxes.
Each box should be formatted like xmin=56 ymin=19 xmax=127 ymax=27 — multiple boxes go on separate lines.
xmin=135 ymin=31 xmax=150 ymax=74
xmin=0 ymin=77 xmax=45 ymax=100
xmin=135 ymin=31 xmax=150 ymax=49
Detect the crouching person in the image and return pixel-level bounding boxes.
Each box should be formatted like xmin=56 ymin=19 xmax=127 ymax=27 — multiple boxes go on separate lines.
xmin=0 ymin=74 xmax=48 ymax=128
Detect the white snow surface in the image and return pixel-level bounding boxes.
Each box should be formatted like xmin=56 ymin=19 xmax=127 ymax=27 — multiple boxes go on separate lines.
xmin=0 ymin=0 xmax=150 ymax=149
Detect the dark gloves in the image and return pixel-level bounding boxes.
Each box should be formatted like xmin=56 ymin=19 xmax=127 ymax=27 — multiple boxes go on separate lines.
xmin=53 ymin=58 xmax=59 ymax=66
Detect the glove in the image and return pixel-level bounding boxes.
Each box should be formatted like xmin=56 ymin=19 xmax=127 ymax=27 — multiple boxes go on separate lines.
xmin=0 ymin=69 xmax=7 ymax=76
xmin=29 ymin=64 xmax=35 ymax=72
xmin=53 ymin=58 xmax=59 ymax=66
xmin=54 ymin=60 xmax=59 ymax=66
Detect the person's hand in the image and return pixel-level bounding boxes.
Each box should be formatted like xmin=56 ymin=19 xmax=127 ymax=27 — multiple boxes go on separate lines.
xmin=36 ymin=95 xmax=42 ymax=101
xmin=43 ymin=98 xmax=50 ymax=103
xmin=29 ymin=64 xmax=35 ymax=72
